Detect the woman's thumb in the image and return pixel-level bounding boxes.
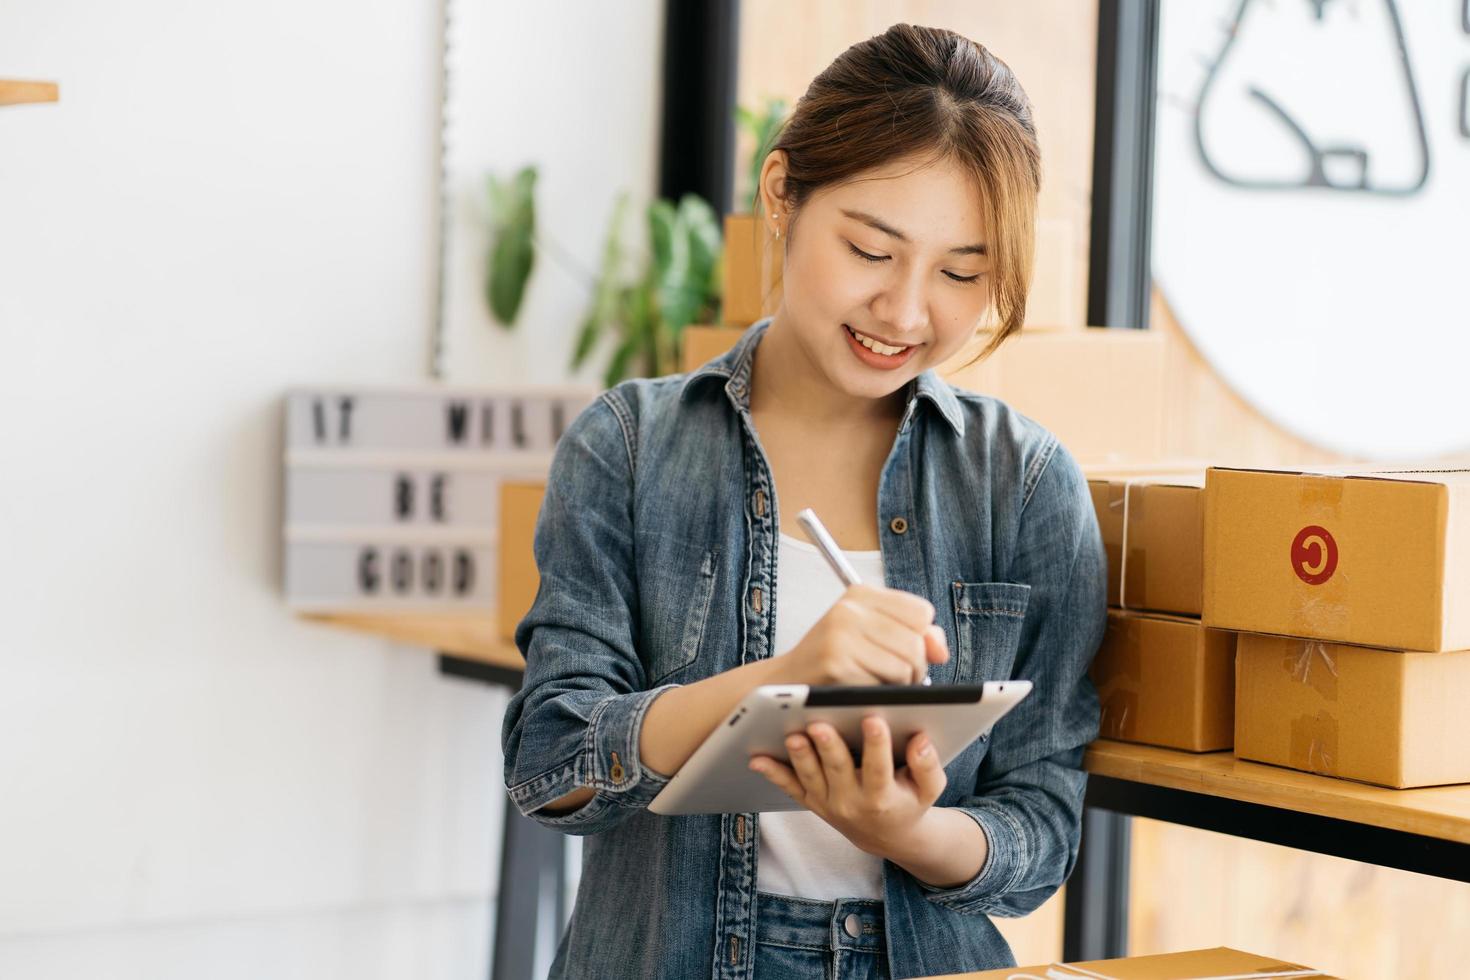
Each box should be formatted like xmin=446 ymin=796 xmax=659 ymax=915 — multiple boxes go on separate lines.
xmin=924 ymin=624 xmax=949 ymax=664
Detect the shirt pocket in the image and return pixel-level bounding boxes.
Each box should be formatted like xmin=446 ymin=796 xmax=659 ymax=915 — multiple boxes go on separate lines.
xmin=639 ymin=539 xmax=721 ymax=687
xmin=948 ymin=581 xmax=1031 ymax=683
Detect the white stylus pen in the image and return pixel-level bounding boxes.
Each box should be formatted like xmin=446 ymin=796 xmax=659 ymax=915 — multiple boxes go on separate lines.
xmin=794 ymin=507 xmax=933 ymax=686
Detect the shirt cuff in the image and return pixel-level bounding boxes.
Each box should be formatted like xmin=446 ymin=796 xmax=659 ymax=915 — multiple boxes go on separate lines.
xmin=582 ymin=682 xmax=681 ymax=808
xmin=915 ymin=802 xmax=1028 ymax=912
xmin=506 ymin=683 xmax=681 ymax=821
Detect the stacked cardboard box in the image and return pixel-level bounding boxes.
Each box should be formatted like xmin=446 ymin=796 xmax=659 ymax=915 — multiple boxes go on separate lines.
xmin=1204 ymin=465 xmax=1470 ymax=788
xmin=498 ymin=481 xmax=545 ymax=641
xmin=954 ymin=945 xmax=1338 ymax=979
xmin=1084 ymin=468 xmax=1239 ymax=752
xmin=944 ymin=328 xmax=1166 ymax=466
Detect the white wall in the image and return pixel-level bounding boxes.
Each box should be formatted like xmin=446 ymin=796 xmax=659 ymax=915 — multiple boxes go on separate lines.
xmin=0 ymin=1 xmax=662 ymax=976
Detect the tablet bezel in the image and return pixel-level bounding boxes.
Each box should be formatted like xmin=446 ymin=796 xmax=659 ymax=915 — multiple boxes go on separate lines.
xmin=647 ymin=680 xmax=1032 ymax=816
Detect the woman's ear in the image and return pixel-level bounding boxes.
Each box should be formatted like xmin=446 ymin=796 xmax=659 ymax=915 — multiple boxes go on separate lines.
xmin=757 ymin=149 xmax=790 ymax=232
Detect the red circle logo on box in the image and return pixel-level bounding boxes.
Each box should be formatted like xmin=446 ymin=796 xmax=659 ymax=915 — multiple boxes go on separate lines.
xmin=1290 ymin=525 xmax=1338 ymax=585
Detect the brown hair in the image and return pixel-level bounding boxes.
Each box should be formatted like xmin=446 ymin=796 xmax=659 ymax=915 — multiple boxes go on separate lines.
xmin=764 ymin=23 xmax=1041 ymax=367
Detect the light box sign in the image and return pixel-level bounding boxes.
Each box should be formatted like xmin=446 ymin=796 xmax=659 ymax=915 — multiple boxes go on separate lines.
xmin=282 ymin=385 xmax=597 ymax=611
xmin=1153 ymin=0 xmax=1470 ymax=459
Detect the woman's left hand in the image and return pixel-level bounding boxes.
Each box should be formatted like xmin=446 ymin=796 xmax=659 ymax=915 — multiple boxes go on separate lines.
xmin=749 ymin=716 xmax=947 ymax=857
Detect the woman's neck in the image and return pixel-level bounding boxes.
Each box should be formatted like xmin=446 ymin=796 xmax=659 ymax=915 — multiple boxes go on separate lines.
xmin=749 ymin=311 xmax=907 ymax=430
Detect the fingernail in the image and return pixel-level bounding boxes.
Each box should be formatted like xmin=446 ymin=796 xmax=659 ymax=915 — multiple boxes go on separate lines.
xmin=787 ymin=736 xmax=804 ymax=752
xmin=863 ymin=719 xmax=880 ymax=737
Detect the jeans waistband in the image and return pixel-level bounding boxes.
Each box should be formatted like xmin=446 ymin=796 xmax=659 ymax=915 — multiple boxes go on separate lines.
xmin=754 ymin=891 xmax=886 ymax=955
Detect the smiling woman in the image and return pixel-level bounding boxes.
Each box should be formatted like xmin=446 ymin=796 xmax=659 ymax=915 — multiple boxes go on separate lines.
xmin=501 ymin=22 xmax=1107 ymax=980
xmin=761 ymin=26 xmax=1042 ymax=375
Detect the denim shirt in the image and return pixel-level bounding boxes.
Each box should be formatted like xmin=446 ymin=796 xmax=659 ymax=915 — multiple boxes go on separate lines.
xmin=501 ymin=316 xmax=1107 ymax=979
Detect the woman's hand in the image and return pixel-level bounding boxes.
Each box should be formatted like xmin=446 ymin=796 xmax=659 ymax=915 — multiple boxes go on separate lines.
xmin=749 ymin=715 xmax=947 ymax=858
xmin=767 ymin=584 xmax=949 ymax=686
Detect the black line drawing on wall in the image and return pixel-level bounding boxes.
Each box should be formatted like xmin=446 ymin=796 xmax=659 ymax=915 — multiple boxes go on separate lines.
xmin=1460 ymin=67 xmax=1469 ymax=139
xmin=1193 ymin=0 xmax=1430 ymax=195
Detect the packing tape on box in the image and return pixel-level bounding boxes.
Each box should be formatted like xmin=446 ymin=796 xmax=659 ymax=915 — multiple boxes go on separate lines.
xmin=1289 ymin=476 xmax=1349 ymax=638
xmin=1289 ymin=709 xmax=1339 ymax=776
xmin=1096 ymin=618 xmax=1142 ymax=739
xmin=1285 ymin=638 xmax=1339 ymax=701
xmin=1106 ymin=479 xmax=1145 ymax=609
xmin=1296 ymin=471 xmax=1345 ymax=513
xmin=1289 ymin=592 xmax=1351 ymax=640
xmin=1098 ymin=690 xmax=1139 ymax=740
xmin=1282 ymin=639 xmax=1339 ymax=775
xmin=1004 ymin=963 xmax=1328 ymax=979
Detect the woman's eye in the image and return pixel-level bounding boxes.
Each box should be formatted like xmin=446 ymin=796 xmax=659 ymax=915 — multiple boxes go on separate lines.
xmin=847 ymin=241 xmax=981 ymax=285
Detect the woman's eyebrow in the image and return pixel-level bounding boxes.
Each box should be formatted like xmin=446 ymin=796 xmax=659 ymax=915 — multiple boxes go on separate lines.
xmin=840 ymin=208 xmax=987 ymax=256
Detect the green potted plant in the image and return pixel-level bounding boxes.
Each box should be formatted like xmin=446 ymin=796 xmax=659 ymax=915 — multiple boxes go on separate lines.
xmin=483 ymin=98 xmax=788 ymax=385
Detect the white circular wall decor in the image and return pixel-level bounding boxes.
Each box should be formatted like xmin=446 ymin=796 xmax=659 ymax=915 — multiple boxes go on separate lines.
xmin=1153 ymin=0 xmax=1470 ymax=459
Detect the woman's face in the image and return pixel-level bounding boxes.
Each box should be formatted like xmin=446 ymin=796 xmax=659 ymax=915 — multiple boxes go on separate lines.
xmin=762 ymin=151 xmax=994 ymax=402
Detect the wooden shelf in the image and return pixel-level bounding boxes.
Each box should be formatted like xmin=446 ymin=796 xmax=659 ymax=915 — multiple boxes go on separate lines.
xmin=301 ymin=610 xmax=522 ymax=672
xmin=1084 ymin=738 xmax=1470 ymax=845
xmin=0 ymin=80 xmax=60 ymax=106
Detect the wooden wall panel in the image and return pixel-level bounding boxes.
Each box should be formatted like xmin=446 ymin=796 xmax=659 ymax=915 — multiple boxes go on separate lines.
xmin=732 ymin=6 xmax=1468 ymax=971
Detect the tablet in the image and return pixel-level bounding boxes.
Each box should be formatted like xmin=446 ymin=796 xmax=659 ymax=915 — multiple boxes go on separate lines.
xmin=647 ymin=680 xmax=1032 ymax=816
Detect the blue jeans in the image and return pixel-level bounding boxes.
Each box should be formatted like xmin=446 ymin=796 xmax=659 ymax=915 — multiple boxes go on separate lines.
xmin=753 ymin=892 xmax=890 ymax=980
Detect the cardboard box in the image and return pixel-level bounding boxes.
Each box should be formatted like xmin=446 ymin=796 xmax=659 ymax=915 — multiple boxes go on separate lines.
xmin=942 ymin=328 xmax=1167 ymax=465
xmin=1090 ymin=609 xmax=1237 ymax=751
xmin=1087 ymin=472 xmax=1205 ymax=615
xmin=1022 ymin=217 xmax=1077 ymax=330
xmin=1203 ymin=466 xmax=1470 ymax=652
xmin=1234 ymin=632 xmax=1470 ymax=788
xmin=679 ymin=325 xmax=746 ymax=373
xmin=498 ymin=481 xmax=544 ymax=642
xmin=948 ymin=945 xmax=1338 ymax=979
xmin=722 ymin=213 xmax=781 ymax=326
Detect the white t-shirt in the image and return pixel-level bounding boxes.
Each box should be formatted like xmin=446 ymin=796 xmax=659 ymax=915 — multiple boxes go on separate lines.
xmin=755 ymin=531 xmax=887 ymax=901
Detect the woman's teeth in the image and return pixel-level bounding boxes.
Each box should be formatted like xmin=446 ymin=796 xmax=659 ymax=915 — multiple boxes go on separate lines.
xmin=846 ymin=325 xmax=909 ymax=356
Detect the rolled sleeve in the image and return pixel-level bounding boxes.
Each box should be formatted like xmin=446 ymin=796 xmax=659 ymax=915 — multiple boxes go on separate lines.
xmin=913 ymin=804 xmax=1029 ymax=913
xmin=507 ymin=683 xmax=680 ymax=831
xmin=918 ymin=435 xmax=1107 ymax=917
xmin=500 ymin=390 xmax=679 ymax=836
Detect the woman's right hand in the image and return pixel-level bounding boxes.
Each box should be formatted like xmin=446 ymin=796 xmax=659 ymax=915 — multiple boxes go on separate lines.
xmin=769 ymin=584 xmax=950 ymax=686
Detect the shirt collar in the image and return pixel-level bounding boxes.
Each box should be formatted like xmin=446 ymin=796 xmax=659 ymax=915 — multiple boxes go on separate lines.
xmin=678 ymin=316 xmax=966 ymax=438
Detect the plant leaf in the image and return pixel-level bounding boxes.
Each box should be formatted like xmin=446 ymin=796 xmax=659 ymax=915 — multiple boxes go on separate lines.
xmin=738 ymin=97 xmax=788 ymax=212
xmin=571 ymin=192 xmax=631 ymax=371
xmin=485 ymin=165 xmax=537 ymax=326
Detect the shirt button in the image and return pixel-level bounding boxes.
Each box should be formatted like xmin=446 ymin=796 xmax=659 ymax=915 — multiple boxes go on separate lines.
xmin=889 ymin=516 xmax=909 ymax=535
xmin=844 ymin=913 xmax=861 ymax=938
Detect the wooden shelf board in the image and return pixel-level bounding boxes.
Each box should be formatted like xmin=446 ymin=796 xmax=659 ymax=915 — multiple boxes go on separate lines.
xmin=301 ymin=610 xmax=522 ymax=671
xmin=1084 ymin=738 xmax=1470 ymax=845
xmin=0 ymin=80 xmax=60 ymax=106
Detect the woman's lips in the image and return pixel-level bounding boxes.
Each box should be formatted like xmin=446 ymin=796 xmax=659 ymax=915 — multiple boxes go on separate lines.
xmin=843 ymin=324 xmax=918 ymax=370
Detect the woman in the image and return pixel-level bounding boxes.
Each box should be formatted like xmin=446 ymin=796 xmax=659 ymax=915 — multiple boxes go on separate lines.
xmin=501 ymin=23 xmax=1107 ymax=980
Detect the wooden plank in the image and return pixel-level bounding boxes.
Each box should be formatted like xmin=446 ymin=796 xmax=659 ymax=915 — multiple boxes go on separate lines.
xmin=301 ymin=611 xmax=523 ymax=671
xmin=1084 ymin=739 xmax=1470 ymax=844
xmin=0 ymin=80 xmax=59 ymax=106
